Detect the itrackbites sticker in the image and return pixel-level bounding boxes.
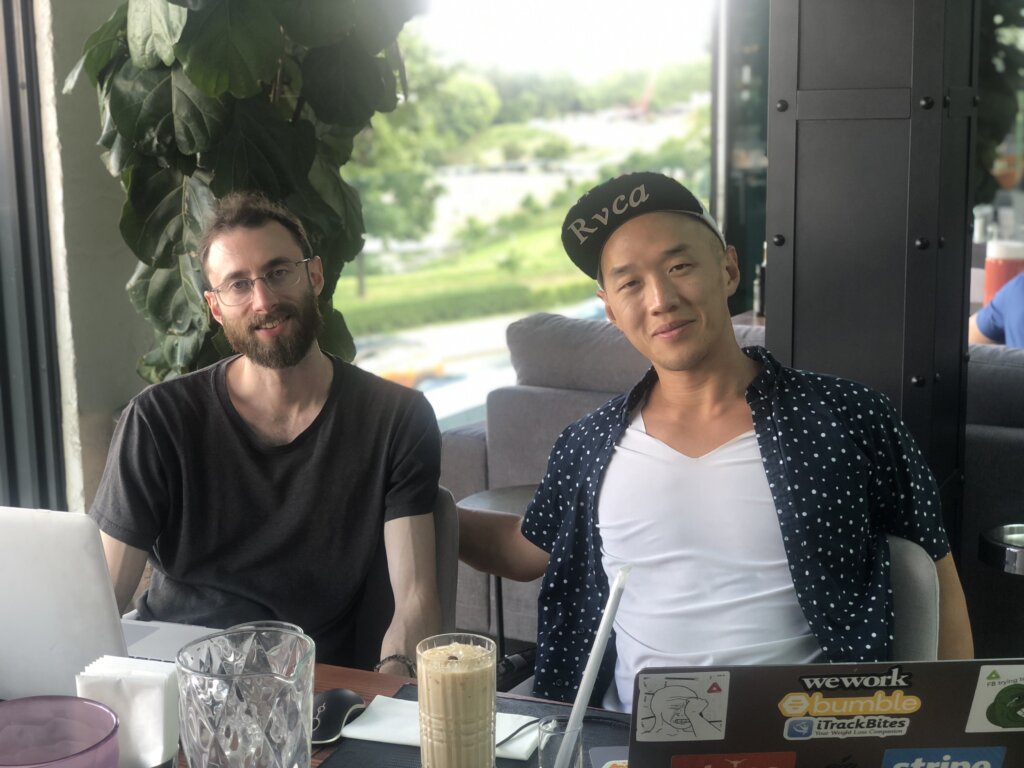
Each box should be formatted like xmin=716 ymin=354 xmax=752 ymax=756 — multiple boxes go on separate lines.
xmin=966 ymin=664 xmax=1024 ymax=733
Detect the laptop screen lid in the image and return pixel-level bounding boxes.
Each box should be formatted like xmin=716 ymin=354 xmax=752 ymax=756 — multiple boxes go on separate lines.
xmin=0 ymin=506 xmax=128 ymax=699
xmin=629 ymin=659 xmax=1024 ymax=768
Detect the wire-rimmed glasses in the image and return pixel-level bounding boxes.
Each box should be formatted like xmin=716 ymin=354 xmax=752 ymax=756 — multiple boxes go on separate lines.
xmin=209 ymin=258 xmax=311 ymax=306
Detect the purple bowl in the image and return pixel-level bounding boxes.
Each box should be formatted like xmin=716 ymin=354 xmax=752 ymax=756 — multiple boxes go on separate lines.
xmin=0 ymin=696 xmax=118 ymax=768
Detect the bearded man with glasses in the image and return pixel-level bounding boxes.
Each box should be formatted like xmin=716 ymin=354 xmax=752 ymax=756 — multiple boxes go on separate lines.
xmin=89 ymin=192 xmax=441 ymax=676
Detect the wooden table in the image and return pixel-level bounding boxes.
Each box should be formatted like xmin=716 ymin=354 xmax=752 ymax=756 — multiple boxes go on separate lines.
xmin=311 ymin=664 xmax=412 ymax=765
xmin=179 ymin=662 xmax=621 ymax=767
xmin=177 ymin=663 xmax=412 ymax=768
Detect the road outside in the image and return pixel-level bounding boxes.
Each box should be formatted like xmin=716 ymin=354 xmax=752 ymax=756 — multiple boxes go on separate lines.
xmin=355 ymin=296 xmax=605 ymax=429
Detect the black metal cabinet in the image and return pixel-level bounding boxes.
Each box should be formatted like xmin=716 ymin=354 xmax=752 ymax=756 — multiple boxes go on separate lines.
xmin=765 ymin=0 xmax=978 ymax=545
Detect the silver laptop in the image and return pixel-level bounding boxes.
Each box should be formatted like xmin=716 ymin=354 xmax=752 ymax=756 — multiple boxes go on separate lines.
xmin=0 ymin=506 xmax=215 ymax=699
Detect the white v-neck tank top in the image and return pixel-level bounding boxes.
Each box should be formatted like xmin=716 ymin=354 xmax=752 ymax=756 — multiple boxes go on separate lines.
xmin=598 ymin=409 xmax=822 ymax=712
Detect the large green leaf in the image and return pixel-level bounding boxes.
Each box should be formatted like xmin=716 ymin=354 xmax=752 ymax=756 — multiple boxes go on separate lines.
xmin=128 ymin=253 xmax=212 ymax=382
xmin=309 ymin=151 xmax=364 ymax=244
xmin=175 ymin=0 xmax=283 ymax=98
xmin=108 ymin=60 xmax=175 ymax=156
xmin=301 ymin=42 xmax=386 ymax=126
xmin=269 ymin=55 xmax=304 ymax=123
xmin=209 ymin=99 xmax=313 ymax=198
xmin=180 ymin=170 xmax=217 ymax=258
xmin=126 ymin=261 xmax=202 ymax=336
xmin=63 ymin=3 xmax=128 ymax=93
xmin=95 ymin=77 xmax=139 ymax=178
xmin=315 ymin=123 xmax=358 ymax=167
xmin=320 ymin=306 xmax=355 ymax=362
xmin=64 ymin=4 xmax=129 ymax=93
xmin=167 ymin=0 xmax=211 ymax=9
xmin=104 ymin=134 xmax=141 ymax=179
xmin=191 ymin=329 xmax=234 ymax=373
xmin=285 ymin=173 xmax=345 ymax=263
xmin=350 ymin=0 xmax=426 ymax=54
xmin=375 ymin=57 xmax=399 ymax=113
xmin=273 ymin=0 xmax=355 ymax=48
xmin=120 ymin=163 xmax=214 ymax=268
xmin=135 ymin=324 xmax=209 ymax=382
xmin=127 ymin=0 xmax=187 ymax=69
xmin=171 ymin=66 xmax=230 ymax=154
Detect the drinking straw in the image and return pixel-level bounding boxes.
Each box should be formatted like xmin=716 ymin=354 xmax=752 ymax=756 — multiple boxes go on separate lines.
xmin=552 ymin=564 xmax=632 ymax=768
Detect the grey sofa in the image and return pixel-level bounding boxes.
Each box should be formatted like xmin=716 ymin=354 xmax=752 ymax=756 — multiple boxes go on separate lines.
xmin=440 ymin=312 xmax=1024 ymax=657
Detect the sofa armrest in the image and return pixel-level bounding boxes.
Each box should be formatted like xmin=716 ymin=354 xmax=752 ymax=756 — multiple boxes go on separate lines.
xmin=440 ymin=421 xmax=491 ymax=634
xmin=440 ymin=421 xmax=488 ymax=503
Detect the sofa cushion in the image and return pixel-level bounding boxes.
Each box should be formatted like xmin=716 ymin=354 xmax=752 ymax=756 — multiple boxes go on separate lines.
xmin=507 ymin=313 xmax=648 ymax=392
xmin=507 ymin=313 xmax=768 ymax=393
xmin=734 ymin=323 xmax=766 ymax=347
xmin=485 ymin=385 xmax=618 ymax=488
xmin=966 ymin=343 xmax=1024 ymax=428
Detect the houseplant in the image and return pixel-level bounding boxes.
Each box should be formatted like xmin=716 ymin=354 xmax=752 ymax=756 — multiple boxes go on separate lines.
xmin=65 ymin=0 xmax=424 ymax=382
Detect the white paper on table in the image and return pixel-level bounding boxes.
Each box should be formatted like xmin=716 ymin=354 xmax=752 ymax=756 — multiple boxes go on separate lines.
xmin=340 ymin=695 xmax=540 ymax=761
xmin=76 ymin=655 xmax=179 ymax=768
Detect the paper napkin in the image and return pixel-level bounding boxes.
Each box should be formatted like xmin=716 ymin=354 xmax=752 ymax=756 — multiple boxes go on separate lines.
xmin=76 ymin=655 xmax=179 ymax=768
xmin=340 ymin=694 xmax=540 ymax=760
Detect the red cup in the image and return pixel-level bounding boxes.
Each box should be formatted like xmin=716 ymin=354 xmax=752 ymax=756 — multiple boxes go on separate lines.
xmin=983 ymin=241 xmax=1024 ymax=304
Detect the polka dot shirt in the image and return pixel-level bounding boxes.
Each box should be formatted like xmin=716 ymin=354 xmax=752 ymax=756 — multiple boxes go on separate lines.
xmin=520 ymin=345 xmax=951 ymax=705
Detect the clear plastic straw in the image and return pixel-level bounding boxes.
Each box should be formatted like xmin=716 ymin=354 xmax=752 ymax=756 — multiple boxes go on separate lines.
xmin=552 ymin=564 xmax=632 ymax=768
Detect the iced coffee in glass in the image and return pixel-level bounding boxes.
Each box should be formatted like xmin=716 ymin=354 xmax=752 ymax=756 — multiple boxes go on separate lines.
xmin=417 ymin=633 xmax=497 ymax=768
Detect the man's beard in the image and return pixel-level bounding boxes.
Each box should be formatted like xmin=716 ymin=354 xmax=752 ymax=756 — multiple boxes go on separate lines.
xmin=221 ymin=290 xmax=324 ymax=369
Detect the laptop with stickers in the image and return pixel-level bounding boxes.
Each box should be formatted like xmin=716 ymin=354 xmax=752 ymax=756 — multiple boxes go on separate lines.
xmin=628 ymin=659 xmax=1024 ymax=768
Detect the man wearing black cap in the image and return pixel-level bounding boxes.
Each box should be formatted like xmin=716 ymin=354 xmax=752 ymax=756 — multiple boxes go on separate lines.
xmin=459 ymin=172 xmax=973 ymax=710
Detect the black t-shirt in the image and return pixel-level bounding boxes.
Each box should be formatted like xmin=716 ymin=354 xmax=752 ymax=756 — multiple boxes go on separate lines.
xmin=89 ymin=353 xmax=440 ymax=668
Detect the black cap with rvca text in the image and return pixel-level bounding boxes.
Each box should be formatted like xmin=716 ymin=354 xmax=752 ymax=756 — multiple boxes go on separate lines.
xmin=561 ymin=172 xmax=726 ymax=279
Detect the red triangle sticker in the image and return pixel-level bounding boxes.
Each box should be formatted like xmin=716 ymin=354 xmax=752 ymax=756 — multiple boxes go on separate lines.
xmin=707 ymin=682 xmax=722 ymax=693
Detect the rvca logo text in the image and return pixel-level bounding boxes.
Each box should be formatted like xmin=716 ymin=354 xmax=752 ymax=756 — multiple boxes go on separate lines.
xmin=566 ymin=184 xmax=651 ymax=244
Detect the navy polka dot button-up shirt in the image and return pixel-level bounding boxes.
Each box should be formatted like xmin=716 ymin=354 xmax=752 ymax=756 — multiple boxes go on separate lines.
xmin=520 ymin=345 xmax=951 ymax=705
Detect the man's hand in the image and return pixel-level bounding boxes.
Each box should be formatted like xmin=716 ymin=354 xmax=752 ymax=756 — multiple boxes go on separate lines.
xmin=379 ymin=512 xmax=442 ymax=676
xmin=98 ymin=532 xmax=147 ymax=614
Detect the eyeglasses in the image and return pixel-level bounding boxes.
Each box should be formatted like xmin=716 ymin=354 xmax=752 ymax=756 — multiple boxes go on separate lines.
xmin=209 ymin=258 xmax=311 ymax=306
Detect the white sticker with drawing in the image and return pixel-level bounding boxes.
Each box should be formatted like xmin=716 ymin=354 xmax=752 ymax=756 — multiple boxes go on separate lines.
xmin=635 ymin=670 xmax=730 ymax=742
xmin=966 ymin=664 xmax=1024 ymax=733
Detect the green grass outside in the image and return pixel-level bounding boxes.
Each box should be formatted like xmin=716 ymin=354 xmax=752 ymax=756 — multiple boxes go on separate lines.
xmin=334 ymin=207 xmax=596 ymax=335
xmin=446 ymin=123 xmax=570 ymax=166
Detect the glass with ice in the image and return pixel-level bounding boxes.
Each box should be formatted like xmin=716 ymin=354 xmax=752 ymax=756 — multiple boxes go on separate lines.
xmin=417 ymin=633 xmax=497 ymax=768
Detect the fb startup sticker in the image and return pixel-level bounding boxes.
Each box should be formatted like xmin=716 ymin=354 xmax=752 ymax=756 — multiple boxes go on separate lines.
xmin=881 ymin=746 xmax=1006 ymax=768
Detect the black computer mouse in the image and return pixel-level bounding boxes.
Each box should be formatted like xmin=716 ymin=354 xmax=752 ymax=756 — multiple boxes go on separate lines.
xmin=311 ymin=687 xmax=367 ymax=745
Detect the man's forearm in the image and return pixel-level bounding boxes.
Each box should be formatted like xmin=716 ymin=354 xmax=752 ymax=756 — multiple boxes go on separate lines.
xmin=381 ymin=513 xmax=442 ymax=675
xmin=935 ymin=553 xmax=974 ymax=659
xmin=379 ymin=589 xmax=441 ymax=675
xmin=457 ymin=507 xmax=548 ymax=581
xmin=99 ymin=531 xmax=147 ymax=613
